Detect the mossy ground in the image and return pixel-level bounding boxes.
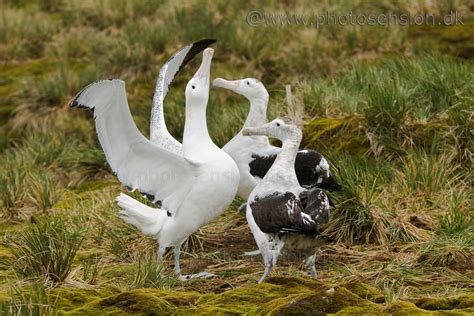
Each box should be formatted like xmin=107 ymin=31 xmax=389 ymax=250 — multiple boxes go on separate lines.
xmin=1 ymin=0 xmax=473 ymax=314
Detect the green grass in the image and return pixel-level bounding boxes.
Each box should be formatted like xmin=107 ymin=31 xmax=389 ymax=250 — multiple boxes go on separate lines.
xmin=0 ymin=283 xmax=57 ymax=316
xmin=129 ymin=254 xmax=176 ymax=289
xmin=0 ymin=0 xmax=473 ymax=313
xmin=4 ymin=217 xmax=85 ymax=285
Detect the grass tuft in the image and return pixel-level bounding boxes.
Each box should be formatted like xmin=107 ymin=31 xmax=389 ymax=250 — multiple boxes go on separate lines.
xmin=5 ymin=217 xmax=85 ymax=285
xmin=0 ymin=282 xmax=56 ymax=315
xmin=129 ymin=254 xmax=176 ymax=289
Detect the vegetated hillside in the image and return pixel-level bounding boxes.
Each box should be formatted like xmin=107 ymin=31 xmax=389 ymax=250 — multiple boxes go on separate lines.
xmin=0 ymin=0 xmax=472 ymax=314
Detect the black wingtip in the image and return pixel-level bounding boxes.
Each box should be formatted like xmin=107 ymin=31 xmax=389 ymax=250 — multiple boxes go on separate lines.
xmin=69 ymin=89 xmax=85 ymax=109
xmin=69 ymin=79 xmax=119 ymax=111
xmin=178 ymin=39 xmax=217 ymax=73
xmin=193 ymin=38 xmax=217 ymax=46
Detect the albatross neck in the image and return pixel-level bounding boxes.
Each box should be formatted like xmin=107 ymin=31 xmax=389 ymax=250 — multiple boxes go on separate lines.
xmin=243 ymin=96 xmax=268 ymax=128
xmin=150 ymin=67 xmax=169 ymax=140
xmin=182 ymin=98 xmax=214 ymax=155
xmin=264 ymin=132 xmax=302 ymax=185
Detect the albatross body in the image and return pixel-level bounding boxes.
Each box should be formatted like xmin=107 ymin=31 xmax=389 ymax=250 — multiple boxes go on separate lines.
xmin=213 ymin=78 xmax=341 ymax=201
xmin=70 ymin=48 xmax=240 ymax=279
xmin=243 ymin=117 xmax=330 ymax=283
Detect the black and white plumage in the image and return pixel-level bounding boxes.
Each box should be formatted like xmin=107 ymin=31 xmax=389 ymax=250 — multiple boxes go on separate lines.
xmin=250 ymin=189 xmax=329 ymax=234
xmin=70 ymin=48 xmax=240 ymax=280
xmin=243 ymin=117 xmax=330 ymax=283
xmin=150 ymin=39 xmax=216 ymax=155
xmin=213 ymin=78 xmax=341 ymax=201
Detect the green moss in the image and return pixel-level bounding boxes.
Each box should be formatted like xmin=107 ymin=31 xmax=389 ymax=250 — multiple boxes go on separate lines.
xmin=345 ymin=282 xmax=385 ymax=304
xmin=267 ymin=286 xmax=378 ymax=315
xmin=303 ymin=116 xmax=369 ymax=156
xmin=409 ymin=17 xmax=474 ymax=58
xmin=71 ymin=179 xmax=118 ymax=195
xmin=336 ymin=305 xmax=388 ymax=315
xmin=44 ymin=277 xmax=380 ymax=314
xmin=57 ymin=288 xmax=200 ymax=315
xmin=413 ymin=293 xmax=474 ymax=311
xmin=49 ymin=288 xmax=117 ymax=313
xmin=5 ymin=277 xmax=469 ymax=314
xmin=385 ymin=301 xmax=431 ymax=315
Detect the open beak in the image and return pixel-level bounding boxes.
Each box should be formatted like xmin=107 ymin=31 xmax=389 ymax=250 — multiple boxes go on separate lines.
xmin=194 ymin=48 xmax=214 ymax=80
xmin=242 ymin=122 xmax=271 ymax=136
xmin=213 ymin=78 xmax=241 ymax=92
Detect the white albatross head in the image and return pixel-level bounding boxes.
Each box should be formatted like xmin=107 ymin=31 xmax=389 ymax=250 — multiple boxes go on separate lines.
xmin=213 ymin=77 xmax=269 ymax=102
xmin=185 ymin=48 xmax=214 ymax=105
xmin=242 ymin=117 xmax=302 ymax=142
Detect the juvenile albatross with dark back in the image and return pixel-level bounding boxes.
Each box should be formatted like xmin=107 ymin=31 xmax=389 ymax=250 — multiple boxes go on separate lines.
xmin=243 ymin=117 xmax=330 ymax=283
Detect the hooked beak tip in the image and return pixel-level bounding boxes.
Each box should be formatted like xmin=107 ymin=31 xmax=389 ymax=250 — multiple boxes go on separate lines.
xmin=194 ymin=48 xmax=214 ymax=79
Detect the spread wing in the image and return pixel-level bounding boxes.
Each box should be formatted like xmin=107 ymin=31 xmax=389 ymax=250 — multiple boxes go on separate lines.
xmin=150 ymin=39 xmax=216 ymax=154
xmin=70 ymin=79 xmax=198 ymax=215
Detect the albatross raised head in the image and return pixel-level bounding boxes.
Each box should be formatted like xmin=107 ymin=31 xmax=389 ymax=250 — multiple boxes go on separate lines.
xmin=242 ymin=117 xmax=302 ymax=143
xmin=185 ymin=48 xmax=214 ymax=105
xmin=182 ymin=47 xmax=216 ymax=155
xmin=213 ymin=77 xmax=268 ymax=101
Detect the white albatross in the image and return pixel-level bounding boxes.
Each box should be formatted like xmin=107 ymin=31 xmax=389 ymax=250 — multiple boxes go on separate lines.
xmin=149 ymin=39 xmax=215 ymax=155
xmin=243 ymin=117 xmax=330 ymax=283
xmin=213 ymin=78 xmax=341 ymax=203
xmin=70 ymin=48 xmax=240 ymax=280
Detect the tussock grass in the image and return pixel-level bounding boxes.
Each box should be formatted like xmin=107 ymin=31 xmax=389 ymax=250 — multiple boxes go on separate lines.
xmin=5 ymin=217 xmax=85 ymax=285
xmin=418 ymin=234 xmax=473 ymax=270
xmin=129 ymin=254 xmax=176 ymax=289
xmin=0 ymin=282 xmax=57 ymax=315
xmin=28 ymin=170 xmax=65 ymax=214
xmin=395 ymin=150 xmax=459 ymax=204
xmin=12 ymin=64 xmax=102 ymax=132
xmin=0 ymin=8 xmax=57 ymax=60
xmin=323 ymin=156 xmax=392 ymax=244
xmin=0 ymin=165 xmax=28 ymax=220
xmin=0 ymin=132 xmax=108 ymax=220
xmin=80 ymin=254 xmax=102 ymax=286
xmin=438 ymin=195 xmax=473 ymax=236
xmin=0 ymin=0 xmax=473 ymax=312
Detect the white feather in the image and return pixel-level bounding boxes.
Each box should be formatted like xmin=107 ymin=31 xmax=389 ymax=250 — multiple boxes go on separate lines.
xmin=73 ymin=79 xmax=197 ymax=216
xmin=117 ymin=193 xmax=168 ymax=236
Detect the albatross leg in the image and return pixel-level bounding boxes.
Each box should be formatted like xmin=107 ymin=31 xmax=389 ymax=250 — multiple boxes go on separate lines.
xmin=258 ymin=264 xmax=273 ymax=284
xmin=305 ymin=254 xmax=317 ymax=279
xmin=157 ymin=244 xmax=167 ymax=266
xmin=258 ymin=249 xmax=274 ymax=284
xmin=173 ymin=244 xmax=181 ymax=275
xmin=174 ymin=243 xmax=215 ymax=281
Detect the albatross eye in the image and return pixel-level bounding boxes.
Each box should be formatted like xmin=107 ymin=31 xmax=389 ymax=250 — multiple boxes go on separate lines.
xmin=192 ymin=85 xmax=195 ymax=89
xmin=246 ymin=81 xmax=250 ymax=85
xmin=276 ymin=122 xmax=281 ymax=127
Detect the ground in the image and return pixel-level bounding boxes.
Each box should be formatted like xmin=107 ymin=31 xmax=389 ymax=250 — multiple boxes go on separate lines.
xmin=0 ymin=0 xmax=473 ymax=314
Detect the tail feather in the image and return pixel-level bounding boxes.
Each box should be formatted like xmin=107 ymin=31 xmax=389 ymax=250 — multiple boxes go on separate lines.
xmin=116 ymin=193 xmax=168 ymax=236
